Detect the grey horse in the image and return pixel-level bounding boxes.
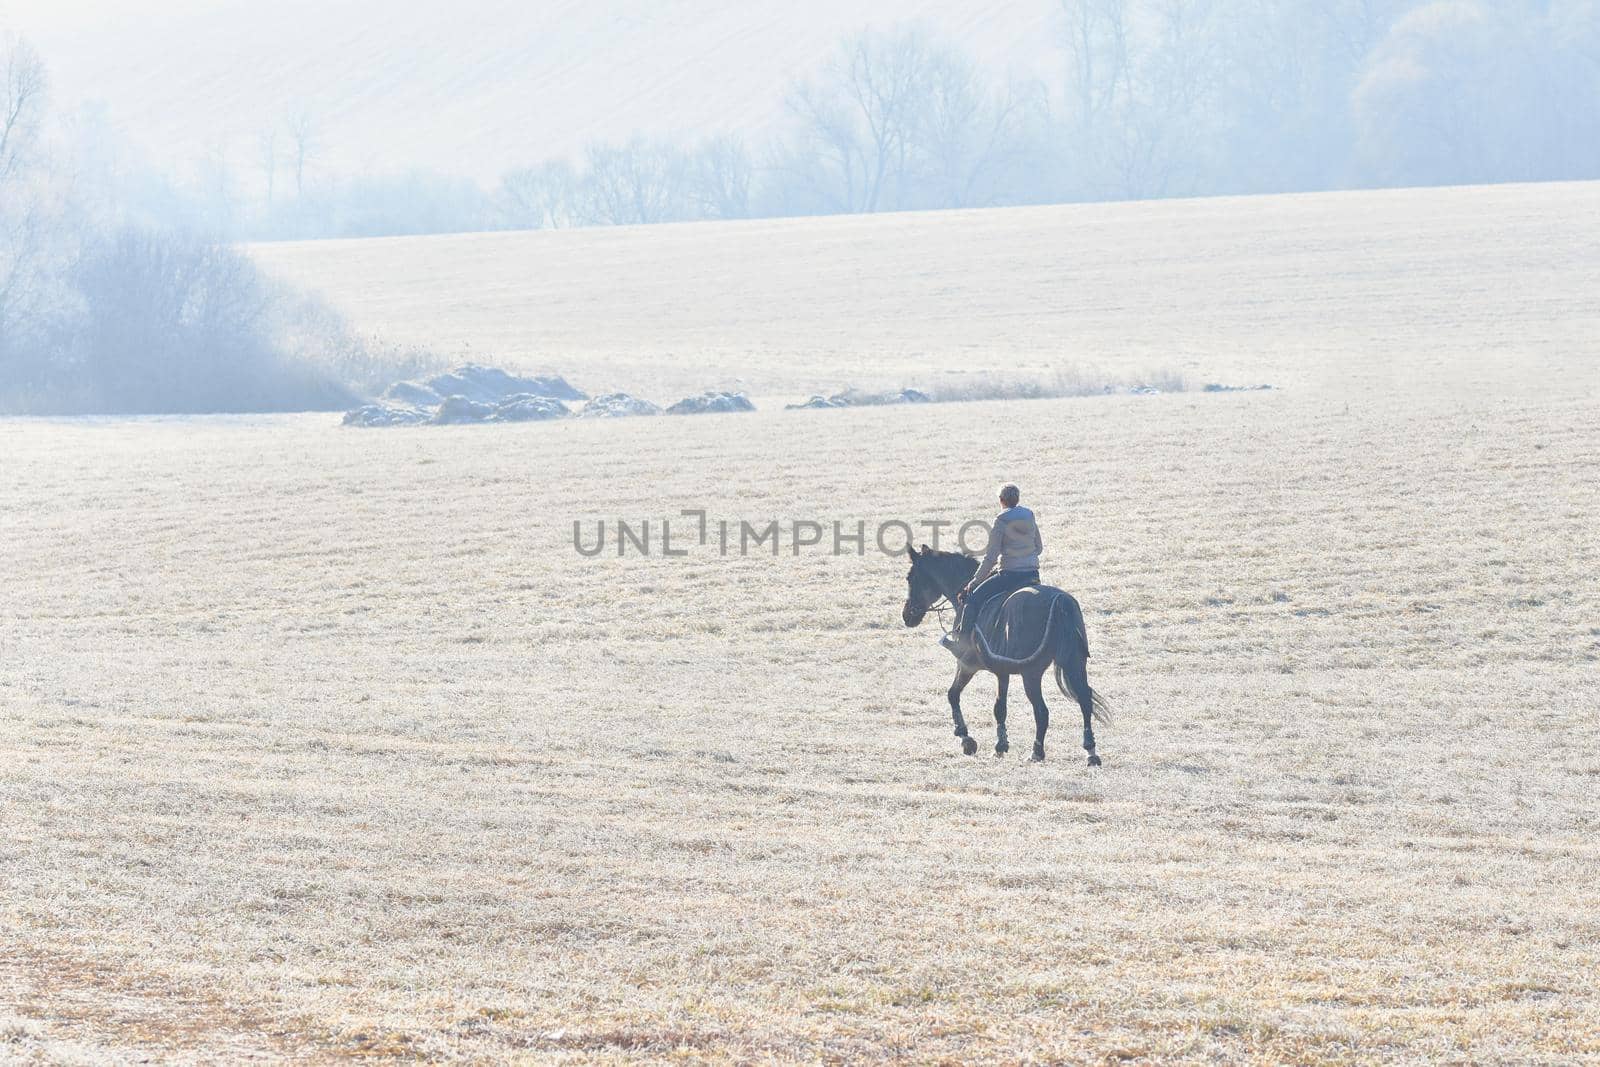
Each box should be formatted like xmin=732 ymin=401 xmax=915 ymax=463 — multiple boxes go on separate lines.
xmin=901 ymin=545 xmax=1110 ymax=764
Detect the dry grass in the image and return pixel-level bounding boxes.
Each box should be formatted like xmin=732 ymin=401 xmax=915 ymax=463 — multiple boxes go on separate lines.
xmin=4 ymin=389 xmax=1598 ymax=1063
xmin=5 ymin=183 xmax=1600 ymax=1063
xmin=924 ymin=364 xmax=1189 ymax=402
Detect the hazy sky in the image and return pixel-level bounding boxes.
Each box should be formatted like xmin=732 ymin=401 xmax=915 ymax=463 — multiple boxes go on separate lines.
xmin=4 ymin=0 xmax=1059 ymax=180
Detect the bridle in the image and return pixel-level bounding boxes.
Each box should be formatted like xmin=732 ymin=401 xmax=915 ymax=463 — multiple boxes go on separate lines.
xmin=907 ymin=562 xmax=962 ymax=639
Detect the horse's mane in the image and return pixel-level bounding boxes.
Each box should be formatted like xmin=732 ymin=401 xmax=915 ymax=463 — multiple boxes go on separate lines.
xmin=913 ymin=548 xmax=980 ymax=588
xmin=920 ymin=547 xmax=978 ymax=562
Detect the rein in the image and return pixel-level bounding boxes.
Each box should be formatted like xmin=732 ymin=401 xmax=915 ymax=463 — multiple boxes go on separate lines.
xmin=923 ymin=574 xmax=970 ymax=640
xmin=913 ymin=557 xmax=1064 ymax=668
xmin=909 ymin=556 xmax=972 ymax=640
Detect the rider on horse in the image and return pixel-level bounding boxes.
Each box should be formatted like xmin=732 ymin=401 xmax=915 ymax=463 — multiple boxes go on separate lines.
xmin=942 ymin=483 xmax=1043 ymax=656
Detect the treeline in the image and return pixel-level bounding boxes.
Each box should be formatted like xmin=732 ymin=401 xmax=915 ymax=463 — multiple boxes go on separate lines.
xmin=10 ymin=1 xmax=1600 ymax=246
xmin=169 ymin=2 xmax=1600 ymax=239
xmin=501 ymin=2 xmax=1598 ymax=221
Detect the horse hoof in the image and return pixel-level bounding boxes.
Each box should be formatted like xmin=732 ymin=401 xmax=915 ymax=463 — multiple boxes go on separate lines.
xmin=1031 ymin=746 xmax=1045 ymax=762
xmin=1087 ymin=753 xmax=1103 ymax=768
xmin=994 ymin=742 xmax=1009 ymax=756
xmin=961 ymin=737 xmax=978 ymax=756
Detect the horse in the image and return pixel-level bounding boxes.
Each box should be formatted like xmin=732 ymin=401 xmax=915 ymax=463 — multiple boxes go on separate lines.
xmin=901 ymin=545 xmax=1110 ymax=764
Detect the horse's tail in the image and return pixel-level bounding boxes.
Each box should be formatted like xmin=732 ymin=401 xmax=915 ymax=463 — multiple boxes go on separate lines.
xmin=1053 ymin=594 xmax=1112 ymax=726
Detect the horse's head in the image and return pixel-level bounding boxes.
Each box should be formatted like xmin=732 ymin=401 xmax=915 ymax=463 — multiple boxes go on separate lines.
xmin=902 ymin=544 xmax=947 ymax=627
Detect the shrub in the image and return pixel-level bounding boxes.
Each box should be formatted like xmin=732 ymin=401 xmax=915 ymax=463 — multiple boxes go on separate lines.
xmin=0 ymin=226 xmax=445 ymax=415
xmin=49 ymin=228 xmax=347 ymax=413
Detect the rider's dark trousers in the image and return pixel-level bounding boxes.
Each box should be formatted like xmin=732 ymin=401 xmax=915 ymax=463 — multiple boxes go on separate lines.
xmin=958 ymin=568 xmax=1040 ymax=635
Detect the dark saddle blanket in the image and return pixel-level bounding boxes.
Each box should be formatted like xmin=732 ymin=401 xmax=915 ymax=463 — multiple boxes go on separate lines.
xmin=968 ymin=585 xmax=1068 ymax=664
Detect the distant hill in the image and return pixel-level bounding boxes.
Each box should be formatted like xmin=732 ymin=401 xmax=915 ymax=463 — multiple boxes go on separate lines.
xmin=250 ymin=181 xmax=1600 ymax=402
xmin=7 ymin=0 xmax=1059 ymax=182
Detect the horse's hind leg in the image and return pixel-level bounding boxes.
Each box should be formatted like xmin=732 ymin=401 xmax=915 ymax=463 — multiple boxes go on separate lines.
xmin=1023 ymin=669 xmax=1049 ymax=762
xmin=1065 ymin=650 xmax=1101 ymax=767
xmin=948 ymin=666 xmax=978 ymax=755
xmin=993 ymin=673 xmax=1010 ymax=756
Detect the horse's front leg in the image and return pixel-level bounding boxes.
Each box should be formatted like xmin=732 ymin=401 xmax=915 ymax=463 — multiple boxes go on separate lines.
xmin=1022 ymin=669 xmax=1049 ymax=762
xmin=948 ymin=666 xmax=978 ymax=755
xmin=993 ymin=673 xmax=1010 ymax=756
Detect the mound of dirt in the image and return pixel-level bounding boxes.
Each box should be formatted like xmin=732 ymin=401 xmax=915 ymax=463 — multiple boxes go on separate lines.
xmin=1203 ymin=383 xmax=1276 ymax=392
xmin=431 ymin=395 xmax=497 ymax=424
xmin=381 ymin=380 xmax=444 ymax=407
xmin=849 ymin=387 xmax=931 ymax=406
xmin=429 ymin=394 xmax=573 ymax=424
xmin=786 ymin=387 xmax=932 ymax=410
xmin=342 ymin=404 xmax=432 ymax=427
xmin=666 ymin=391 xmax=755 ymax=415
xmin=490 ymin=394 xmax=570 ymax=421
xmin=348 ymin=364 xmax=587 ymax=426
xmin=578 ymin=393 xmax=662 ymax=418
xmin=424 ymin=364 xmax=586 ymax=403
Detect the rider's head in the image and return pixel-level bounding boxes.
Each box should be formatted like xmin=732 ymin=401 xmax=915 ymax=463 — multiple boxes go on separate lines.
xmin=999 ymin=484 xmax=1020 ymax=508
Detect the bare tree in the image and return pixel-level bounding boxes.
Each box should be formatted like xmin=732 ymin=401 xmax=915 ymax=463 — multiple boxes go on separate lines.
xmin=194 ymin=138 xmax=239 ymax=233
xmin=1 ymin=34 xmax=47 ymax=186
xmin=915 ymin=51 xmax=1037 ymax=208
xmin=0 ymin=191 xmax=53 ymax=369
xmin=1058 ymin=0 xmax=1131 ymax=132
xmin=772 ymin=24 xmax=1049 ymax=214
xmin=283 ymin=104 xmax=319 ymax=199
xmin=1 ymin=34 xmax=54 ymax=380
xmin=776 ymin=26 xmax=938 ymax=214
xmin=257 ymin=127 xmax=279 ymax=207
xmin=496 ymin=159 xmax=579 ymax=229
xmin=686 ymin=134 xmax=753 ymax=219
xmin=776 ymin=79 xmax=868 ymax=213
xmin=840 ymin=27 xmax=935 ymax=211
xmin=1054 ymin=0 xmax=1228 ymax=200
xmin=575 ymin=137 xmax=688 ymax=225
xmin=498 ymin=137 xmax=747 ymax=229
xmin=1134 ymin=0 xmax=1224 ymax=196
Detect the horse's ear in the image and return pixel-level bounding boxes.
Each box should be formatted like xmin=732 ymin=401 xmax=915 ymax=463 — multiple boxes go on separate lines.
xmin=907 ymin=545 xmax=920 ymax=560
xmin=919 ymin=543 xmax=932 ymax=555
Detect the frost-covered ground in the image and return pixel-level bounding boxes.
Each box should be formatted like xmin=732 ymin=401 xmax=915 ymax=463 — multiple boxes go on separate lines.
xmin=252 ymin=181 xmax=1600 ymax=404
xmin=4 ymin=184 xmax=1600 ymax=1062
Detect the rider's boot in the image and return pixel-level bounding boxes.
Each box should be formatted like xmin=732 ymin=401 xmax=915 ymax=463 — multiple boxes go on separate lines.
xmin=941 ymin=604 xmax=966 ymax=657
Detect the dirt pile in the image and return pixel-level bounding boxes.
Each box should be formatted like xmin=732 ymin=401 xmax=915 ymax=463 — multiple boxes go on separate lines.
xmin=578 ymin=393 xmax=662 ymax=418
xmin=665 ymin=392 xmax=756 ymax=415
xmin=786 ymin=388 xmax=932 ymax=410
xmin=348 ymin=364 xmax=584 ymax=427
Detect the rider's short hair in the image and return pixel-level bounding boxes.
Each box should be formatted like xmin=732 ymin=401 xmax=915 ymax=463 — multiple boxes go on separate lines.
xmin=999 ymin=484 xmax=1020 ymax=506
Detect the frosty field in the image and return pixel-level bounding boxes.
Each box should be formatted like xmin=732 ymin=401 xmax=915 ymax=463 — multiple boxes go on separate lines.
xmin=5 ymin=183 xmax=1600 ymax=1062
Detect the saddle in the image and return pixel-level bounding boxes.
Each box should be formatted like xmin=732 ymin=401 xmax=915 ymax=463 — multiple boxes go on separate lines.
xmin=959 ymin=586 xmax=1062 ymax=667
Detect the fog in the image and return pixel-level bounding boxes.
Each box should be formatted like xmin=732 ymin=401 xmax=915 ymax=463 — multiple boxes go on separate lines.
xmin=6 ymin=1 xmax=1598 ymax=241
xmin=2 ymin=2 xmax=1597 ymax=412
xmin=1 ymin=33 xmax=436 ymax=414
